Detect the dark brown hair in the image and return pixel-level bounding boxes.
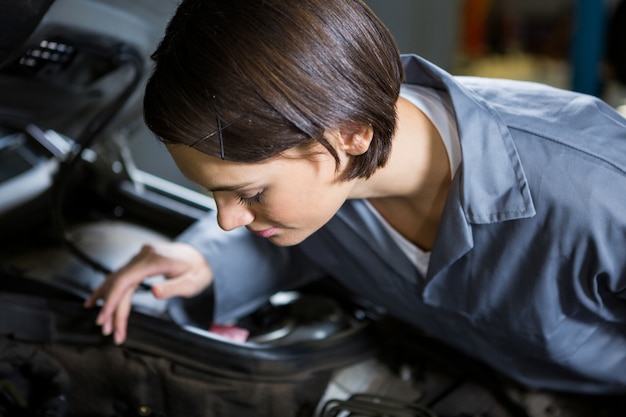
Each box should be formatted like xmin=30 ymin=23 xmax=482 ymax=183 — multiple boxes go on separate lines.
xmin=144 ymin=0 xmax=404 ymax=179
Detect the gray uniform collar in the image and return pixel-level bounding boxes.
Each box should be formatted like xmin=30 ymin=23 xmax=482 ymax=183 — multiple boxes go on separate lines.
xmin=401 ymin=54 xmax=536 ymax=224
xmin=401 ymin=54 xmax=536 ymax=280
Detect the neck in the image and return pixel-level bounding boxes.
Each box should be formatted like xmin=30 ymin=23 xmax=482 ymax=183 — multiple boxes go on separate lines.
xmin=354 ymin=97 xmax=451 ymax=201
xmin=353 ymin=96 xmax=452 ymax=250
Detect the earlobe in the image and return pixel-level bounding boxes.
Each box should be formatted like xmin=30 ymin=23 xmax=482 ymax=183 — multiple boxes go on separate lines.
xmin=340 ymin=124 xmax=374 ymax=156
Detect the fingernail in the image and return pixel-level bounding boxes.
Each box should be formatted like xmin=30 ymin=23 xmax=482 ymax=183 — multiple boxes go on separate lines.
xmin=102 ymin=322 xmax=112 ymax=336
xmin=114 ymin=331 xmax=123 ymax=345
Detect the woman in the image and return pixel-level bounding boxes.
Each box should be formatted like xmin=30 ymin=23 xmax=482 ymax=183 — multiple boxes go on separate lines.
xmin=85 ymin=0 xmax=626 ymax=394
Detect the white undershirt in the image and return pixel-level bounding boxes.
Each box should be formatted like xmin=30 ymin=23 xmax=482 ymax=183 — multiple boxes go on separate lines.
xmin=364 ymin=84 xmax=461 ymax=277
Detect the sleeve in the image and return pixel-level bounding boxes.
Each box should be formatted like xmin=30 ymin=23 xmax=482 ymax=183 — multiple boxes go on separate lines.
xmin=175 ymin=211 xmax=325 ymax=323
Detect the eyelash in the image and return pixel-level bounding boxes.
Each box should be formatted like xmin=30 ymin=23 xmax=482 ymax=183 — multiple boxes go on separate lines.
xmin=237 ymin=192 xmax=263 ymax=206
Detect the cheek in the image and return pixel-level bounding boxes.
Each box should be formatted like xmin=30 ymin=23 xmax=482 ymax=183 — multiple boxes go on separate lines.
xmin=261 ymin=160 xmax=347 ymax=222
xmin=259 ymin=184 xmax=326 ymax=225
xmin=262 ymin=193 xmax=312 ymax=221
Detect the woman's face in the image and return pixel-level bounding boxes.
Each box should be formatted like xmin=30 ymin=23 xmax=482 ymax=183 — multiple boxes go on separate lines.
xmin=167 ymin=142 xmax=356 ymax=246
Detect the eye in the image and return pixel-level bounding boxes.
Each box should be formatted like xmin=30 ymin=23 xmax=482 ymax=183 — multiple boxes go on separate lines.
xmin=237 ymin=191 xmax=263 ymax=207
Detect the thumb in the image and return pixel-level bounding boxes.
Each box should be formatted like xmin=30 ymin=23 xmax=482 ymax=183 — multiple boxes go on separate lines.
xmin=150 ymin=274 xmax=209 ymax=299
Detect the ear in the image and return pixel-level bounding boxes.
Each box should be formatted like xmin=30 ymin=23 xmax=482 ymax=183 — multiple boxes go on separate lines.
xmin=337 ymin=124 xmax=374 ymax=156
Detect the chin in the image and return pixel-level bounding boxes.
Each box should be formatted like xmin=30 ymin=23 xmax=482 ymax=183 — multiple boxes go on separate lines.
xmin=268 ymin=232 xmax=309 ymax=247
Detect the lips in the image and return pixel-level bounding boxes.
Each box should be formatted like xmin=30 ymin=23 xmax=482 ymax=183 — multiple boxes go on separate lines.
xmin=249 ymin=226 xmax=278 ymax=238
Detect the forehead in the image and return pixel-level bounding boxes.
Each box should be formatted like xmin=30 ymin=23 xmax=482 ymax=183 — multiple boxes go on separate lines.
xmin=166 ymin=143 xmax=329 ymax=191
xmin=167 ymin=144 xmax=265 ymax=187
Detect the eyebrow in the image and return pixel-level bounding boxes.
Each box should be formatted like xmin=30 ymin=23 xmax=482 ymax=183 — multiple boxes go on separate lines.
xmin=208 ymin=182 xmax=255 ymax=193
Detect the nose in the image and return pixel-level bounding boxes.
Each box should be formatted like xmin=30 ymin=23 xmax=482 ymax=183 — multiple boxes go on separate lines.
xmin=215 ymin=198 xmax=255 ymax=231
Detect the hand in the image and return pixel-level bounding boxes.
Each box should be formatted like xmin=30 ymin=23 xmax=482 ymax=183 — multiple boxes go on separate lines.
xmin=84 ymin=242 xmax=213 ymax=345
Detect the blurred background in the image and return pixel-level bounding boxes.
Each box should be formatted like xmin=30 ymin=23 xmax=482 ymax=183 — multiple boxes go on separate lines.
xmin=366 ymin=0 xmax=625 ymax=107
xmin=129 ymin=0 xmax=626 ymax=189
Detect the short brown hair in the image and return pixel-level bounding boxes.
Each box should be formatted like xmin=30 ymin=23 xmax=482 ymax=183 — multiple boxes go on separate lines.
xmin=144 ymin=0 xmax=404 ymax=179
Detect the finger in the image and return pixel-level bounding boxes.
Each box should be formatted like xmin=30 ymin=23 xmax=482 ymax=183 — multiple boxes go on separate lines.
xmin=101 ymin=316 xmax=113 ymax=336
xmin=95 ymin=257 xmax=163 ymax=321
xmin=84 ymin=278 xmax=112 ymax=308
xmin=112 ymin=288 xmax=135 ymax=345
xmin=93 ymin=270 xmax=135 ymax=326
xmin=95 ymin=279 xmax=133 ymax=339
xmin=84 ymin=287 xmax=103 ymax=308
xmin=91 ymin=246 xmax=176 ymax=329
xmin=85 ymin=265 xmax=139 ymax=312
